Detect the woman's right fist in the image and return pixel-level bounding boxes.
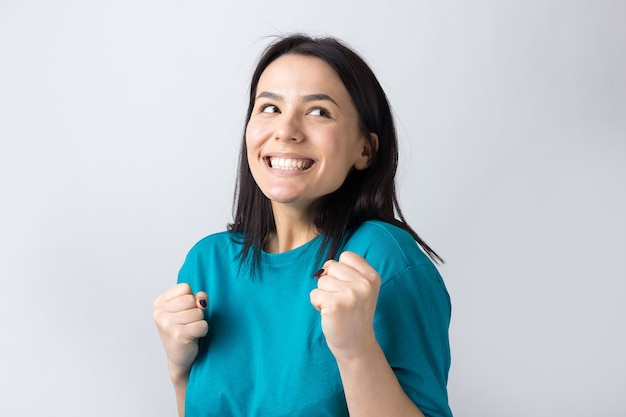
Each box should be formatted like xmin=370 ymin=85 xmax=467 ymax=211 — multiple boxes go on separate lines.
xmin=153 ymin=283 xmax=209 ymax=380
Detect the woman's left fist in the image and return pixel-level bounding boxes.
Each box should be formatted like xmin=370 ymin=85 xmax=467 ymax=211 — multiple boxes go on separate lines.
xmin=310 ymin=251 xmax=381 ymax=358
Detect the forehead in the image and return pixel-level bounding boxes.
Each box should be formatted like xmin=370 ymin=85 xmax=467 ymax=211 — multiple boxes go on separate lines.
xmin=256 ymin=54 xmax=350 ymax=98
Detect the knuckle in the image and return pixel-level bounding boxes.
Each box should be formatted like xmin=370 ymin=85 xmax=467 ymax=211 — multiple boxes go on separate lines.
xmin=353 ymin=279 xmax=372 ymax=295
xmin=181 ymin=293 xmax=195 ymax=304
xmin=192 ymin=309 xmax=205 ymax=321
xmin=152 ymin=308 xmax=163 ymax=323
xmin=171 ymin=326 xmax=185 ymax=341
xmin=198 ymin=321 xmax=209 ymax=336
xmin=162 ymin=314 xmax=176 ymax=329
xmin=342 ymin=288 xmax=359 ymax=308
xmin=338 ymin=251 xmax=353 ymax=261
xmin=366 ymin=269 xmax=379 ymax=283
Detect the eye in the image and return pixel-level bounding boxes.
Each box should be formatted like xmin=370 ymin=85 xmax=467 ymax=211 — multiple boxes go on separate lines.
xmin=309 ymin=107 xmax=332 ymax=118
xmin=260 ymin=104 xmax=279 ymax=114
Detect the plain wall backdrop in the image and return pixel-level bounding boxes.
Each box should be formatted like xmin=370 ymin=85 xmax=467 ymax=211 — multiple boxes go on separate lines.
xmin=1 ymin=1 xmax=624 ymax=416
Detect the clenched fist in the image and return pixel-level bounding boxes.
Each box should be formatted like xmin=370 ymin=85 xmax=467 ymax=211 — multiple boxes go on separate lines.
xmin=153 ymin=283 xmax=209 ymax=381
xmin=310 ymin=251 xmax=381 ymax=360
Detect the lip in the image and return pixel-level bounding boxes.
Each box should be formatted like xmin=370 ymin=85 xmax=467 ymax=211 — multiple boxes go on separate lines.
xmin=263 ymin=151 xmax=315 ymax=160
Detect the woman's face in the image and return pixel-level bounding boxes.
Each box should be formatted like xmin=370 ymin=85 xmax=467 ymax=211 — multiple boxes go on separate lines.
xmin=246 ymin=54 xmax=371 ymax=212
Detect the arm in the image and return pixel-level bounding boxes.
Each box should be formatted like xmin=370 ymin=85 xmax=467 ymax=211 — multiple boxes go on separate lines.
xmin=171 ymin=372 xmax=189 ymax=417
xmin=335 ymin=341 xmax=425 ymax=417
xmin=310 ymin=252 xmax=427 ymax=417
xmin=153 ymin=283 xmax=209 ymax=417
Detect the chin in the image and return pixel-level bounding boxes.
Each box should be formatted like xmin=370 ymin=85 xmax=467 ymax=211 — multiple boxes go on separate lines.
xmin=264 ymin=191 xmax=318 ymax=208
xmin=260 ymin=185 xmax=301 ymax=202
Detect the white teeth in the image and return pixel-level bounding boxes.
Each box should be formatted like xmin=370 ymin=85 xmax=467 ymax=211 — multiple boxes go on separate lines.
xmin=269 ymin=157 xmax=311 ymax=171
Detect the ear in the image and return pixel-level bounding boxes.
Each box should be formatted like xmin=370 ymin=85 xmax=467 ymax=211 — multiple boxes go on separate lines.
xmin=354 ymin=132 xmax=379 ymax=170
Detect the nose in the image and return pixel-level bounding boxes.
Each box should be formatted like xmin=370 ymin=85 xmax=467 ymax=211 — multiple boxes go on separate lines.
xmin=274 ymin=112 xmax=304 ymax=143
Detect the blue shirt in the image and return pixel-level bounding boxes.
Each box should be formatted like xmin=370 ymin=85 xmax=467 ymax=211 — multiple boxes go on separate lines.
xmin=178 ymin=220 xmax=452 ymax=417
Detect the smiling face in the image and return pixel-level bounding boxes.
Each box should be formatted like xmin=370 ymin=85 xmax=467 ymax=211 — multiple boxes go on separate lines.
xmin=245 ymin=54 xmax=372 ymax=213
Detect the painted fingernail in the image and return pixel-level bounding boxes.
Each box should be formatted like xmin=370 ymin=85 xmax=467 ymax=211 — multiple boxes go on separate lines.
xmin=313 ymin=268 xmax=324 ymax=279
xmin=199 ymin=299 xmax=207 ymax=308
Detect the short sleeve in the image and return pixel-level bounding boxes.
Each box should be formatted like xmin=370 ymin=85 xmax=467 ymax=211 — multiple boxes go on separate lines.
xmin=374 ymin=263 xmax=453 ymax=417
xmin=176 ymin=238 xmax=212 ymax=294
xmin=177 ymin=245 xmax=199 ymax=288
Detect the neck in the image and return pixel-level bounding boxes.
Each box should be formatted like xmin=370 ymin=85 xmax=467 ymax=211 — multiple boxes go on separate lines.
xmin=265 ymin=202 xmax=318 ymax=253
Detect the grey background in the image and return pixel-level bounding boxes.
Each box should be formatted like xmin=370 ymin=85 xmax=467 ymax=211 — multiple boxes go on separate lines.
xmin=1 ymin=1 xmax=625 ymax=416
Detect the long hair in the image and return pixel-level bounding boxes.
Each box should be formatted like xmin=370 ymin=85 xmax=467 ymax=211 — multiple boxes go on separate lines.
xmin=228 ymin=34 xmax=443 ymax=274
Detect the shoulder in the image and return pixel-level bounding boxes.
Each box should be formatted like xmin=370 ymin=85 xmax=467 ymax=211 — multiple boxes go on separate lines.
xmin=349 ymin=220 xmax=423 ymax=251
xmin=187 ymin=230 xmax=237 ymax=251
xmin=182 ymin=230 xmax=243 ymax=265
xmin=344 ymin=220 xmax=432 ymax=266
xmin=342 ymin=220 xmax=436 ymax=284
xmin=178 ymin=231 xmax=243 ymax=289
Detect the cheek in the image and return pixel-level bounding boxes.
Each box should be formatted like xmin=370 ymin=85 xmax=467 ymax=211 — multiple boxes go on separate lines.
xmin=245 ymin=123 xmax=267 ymax=174
xmin=245 ymin=119 xmax=270 ymax=144
xmin=244 ymin=122 xmax=255 ymax=147
xmin=245 ymin=123 xmax=261 ymax=159
xmin=324 ymin=131 xmax=361 ymax=163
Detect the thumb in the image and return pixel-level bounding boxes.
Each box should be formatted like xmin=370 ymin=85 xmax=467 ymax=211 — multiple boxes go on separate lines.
xmin=195 ymin=291 xmax=208 ymax=310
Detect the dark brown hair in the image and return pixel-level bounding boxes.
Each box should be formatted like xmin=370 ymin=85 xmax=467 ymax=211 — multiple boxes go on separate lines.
xmin=228 ymin=34 xmax=443 ymax=274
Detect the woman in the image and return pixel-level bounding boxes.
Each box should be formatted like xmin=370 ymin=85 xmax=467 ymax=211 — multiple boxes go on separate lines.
xmin=154 ymin=34 xmax=453 ymax=417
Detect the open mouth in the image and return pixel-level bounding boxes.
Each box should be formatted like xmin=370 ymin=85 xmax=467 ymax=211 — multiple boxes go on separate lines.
xmin=267 ymin=157 xmax=314 ymax=171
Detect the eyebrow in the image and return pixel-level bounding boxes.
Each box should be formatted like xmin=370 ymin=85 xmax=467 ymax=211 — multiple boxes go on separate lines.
xmin=256 ymin=91 xmax=338 ymax=106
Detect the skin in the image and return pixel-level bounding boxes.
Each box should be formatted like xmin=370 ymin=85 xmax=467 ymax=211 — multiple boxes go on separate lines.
xmin=153 ymin=55 xmax=425 ymax=417
xmin=245 ymin=54 xmax=374 ymax=251
xmin=153 ymin=284 xmax=208 ymax=417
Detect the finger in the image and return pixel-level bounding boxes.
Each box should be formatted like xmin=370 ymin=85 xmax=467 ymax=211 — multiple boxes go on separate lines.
xmin=317 ymin=261 xmax=379 ymax=304
xmin=195 ymin=291 xmax=208 ymax=310
xmin=154 ymin=308 xmax=204 ymax=340
xmin=316 ymin=274 xmax=349 ymax=293
xmin=323 ymin=259 xmax=362 ymax=283
xmin=337 ymin=251 xmax=367 ymax=271
xmin=184 ymin=319 xmax=209 ymax=339
xmin=155 ymin=306 xmax=204 ymax=327
xmin=154 ymin=284 xmax=191 ymax=310
xmin=163 ymin=316 xmax=208 ymax=341
xmin=310 ymin=285 xmax=352 ymax=313
xmin=310 ymin=288 xmax=327 ymax=312
xmin=338 ymin=251 xmax=378 ymax=282
xmin=164 ymin=293 xmax=198 ymax=313
xmin=162 ymin=283 xmax=194 ymax=302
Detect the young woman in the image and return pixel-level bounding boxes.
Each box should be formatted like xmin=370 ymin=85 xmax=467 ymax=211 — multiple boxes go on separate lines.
xmin=154 ymin=34 xmax=453 ymax=417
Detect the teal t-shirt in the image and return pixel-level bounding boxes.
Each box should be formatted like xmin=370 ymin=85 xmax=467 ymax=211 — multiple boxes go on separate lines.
xmin=178 ymin=220 xmax=452 ymax=417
